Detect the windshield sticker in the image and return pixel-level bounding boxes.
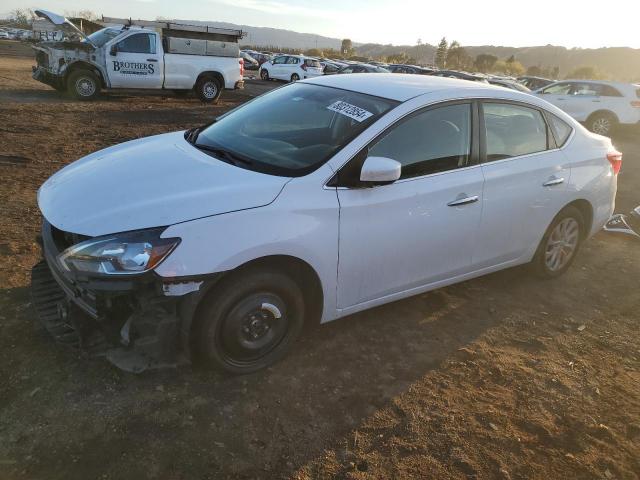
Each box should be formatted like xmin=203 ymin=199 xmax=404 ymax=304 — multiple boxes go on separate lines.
xmin=326 ymin=101 xmax=373 ymax=122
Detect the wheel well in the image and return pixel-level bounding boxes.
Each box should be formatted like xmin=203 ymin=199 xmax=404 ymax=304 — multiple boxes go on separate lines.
xmin=586 ymin=109 xmax=619 ymax=124
xmin=200 ymin=255 xmax=324 ymax=326
xmin=194 ymin=71 xmax=224 ymax=90
xmin=564 ymin=199 xmax=594 ymax=239
xmin=64 ymin=61 xmax=105 ymax=88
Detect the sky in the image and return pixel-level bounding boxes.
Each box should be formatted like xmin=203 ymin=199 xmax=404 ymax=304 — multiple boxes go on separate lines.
xmin=3 ymin=0 xmax=639 ymax=49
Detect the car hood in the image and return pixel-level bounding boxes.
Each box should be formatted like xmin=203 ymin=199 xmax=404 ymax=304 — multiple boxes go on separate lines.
xmin=38 ymin=132 xmax=290 ymax=237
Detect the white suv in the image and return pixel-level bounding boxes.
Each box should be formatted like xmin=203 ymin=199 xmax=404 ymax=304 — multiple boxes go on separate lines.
xmin=535 ymin=80 xmax=640 ymax=135
xmin=259 ymin=55 xmax=323 ymax=82
xmin=33 ymin=75 xmax=619 ymax=374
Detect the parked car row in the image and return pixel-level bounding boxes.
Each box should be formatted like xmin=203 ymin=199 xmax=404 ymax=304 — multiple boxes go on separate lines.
xmin=0 ymin=27 xmax=34 ymax=40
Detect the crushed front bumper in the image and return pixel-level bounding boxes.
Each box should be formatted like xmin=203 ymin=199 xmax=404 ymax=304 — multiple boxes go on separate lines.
xmin=30 ymin=221 xmax=210 ymax=373
xmin=32 ymin=66 xmax=64 ymax=90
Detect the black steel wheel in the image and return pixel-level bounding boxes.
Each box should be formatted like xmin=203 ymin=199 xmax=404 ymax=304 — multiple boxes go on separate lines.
xmin=193 ymin=270 xmax=305 ymax=374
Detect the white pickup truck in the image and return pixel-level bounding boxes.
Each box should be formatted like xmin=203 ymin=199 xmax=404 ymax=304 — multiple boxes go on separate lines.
xmin=32 ymin=10 xmax=245 ymax=102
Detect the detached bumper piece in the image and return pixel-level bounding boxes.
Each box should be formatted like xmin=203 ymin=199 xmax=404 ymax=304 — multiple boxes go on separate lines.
xmin=30 ymin=260 xmax=187 ymax=373
xmin=32 ymin=66 xmax=64 ymax=90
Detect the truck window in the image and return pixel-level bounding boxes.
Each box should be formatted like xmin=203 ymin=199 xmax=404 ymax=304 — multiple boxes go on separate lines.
xmin=117 ymin=33 xmax=156 ymax=54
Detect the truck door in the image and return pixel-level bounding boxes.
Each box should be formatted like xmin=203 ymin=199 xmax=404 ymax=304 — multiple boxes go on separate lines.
xmin=106 ymin=32 xmax=163 ymax=89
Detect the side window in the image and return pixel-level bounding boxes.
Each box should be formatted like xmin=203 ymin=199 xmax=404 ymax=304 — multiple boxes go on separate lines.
xmin=273 ymin=56 xmax=287 ymax=65
xmin=547 ymin=113 xmax=572 ymax=147
xmin=572 ymin=83 xmax=598 ymax=96
xmin=541 ymin=82 xmax=571 ymax=95
xmin=117 ymin=33 xmax=155 ymax=54
xmin=286 ymin=57 xmax=299 ymax=64
xmin=598 ymin=85 xmax=623 ymax=97
xmin=341 ymin=67 xmax=353 ymax=73
xmin=368 ymin=103 xmax=472 ymax=179
xmin=483 ymin=103 xmax=547 ymax=160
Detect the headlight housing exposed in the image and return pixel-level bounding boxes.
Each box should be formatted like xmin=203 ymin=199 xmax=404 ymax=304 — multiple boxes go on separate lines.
xmin=58 ymin=228 xmax=180 ymax=276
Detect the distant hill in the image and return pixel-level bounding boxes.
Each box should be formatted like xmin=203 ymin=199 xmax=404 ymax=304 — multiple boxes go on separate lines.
xmin=165 ymin=19 xmax=640 ymax=81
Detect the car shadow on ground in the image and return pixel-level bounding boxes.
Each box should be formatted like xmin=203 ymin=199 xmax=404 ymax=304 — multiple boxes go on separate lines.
xmin=1 ymin=264 xmax=539 ymax=478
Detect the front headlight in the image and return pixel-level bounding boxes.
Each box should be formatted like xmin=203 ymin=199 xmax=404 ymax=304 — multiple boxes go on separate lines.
xmin=58 ymin=228 xmax=180 ymax=276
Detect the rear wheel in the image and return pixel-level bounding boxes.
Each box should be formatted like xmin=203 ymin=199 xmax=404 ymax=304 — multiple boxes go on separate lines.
xmin=67 ymin=70 xmax=100 ymax=100
xmin=260 ymin=69 xmax=269 ymax=81
xmin=532 ymin=206 xmax=584 ymax=278
xmin=195 ymin=76 xmax=222 ymax=103
xmin=290 ymin=73 xmax=300 ymax=82
xmin=193 ymin=270 xmax=305 ymax=374
xmin=587 ymin=112 xmax=617 ymax=136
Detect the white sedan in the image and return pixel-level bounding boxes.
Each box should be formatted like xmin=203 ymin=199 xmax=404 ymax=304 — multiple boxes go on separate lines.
xmin=34 ymin=74 xmax=619 ymax=374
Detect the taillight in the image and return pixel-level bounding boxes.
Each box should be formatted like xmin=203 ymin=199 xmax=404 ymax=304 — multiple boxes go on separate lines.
xmin=631 ymin=100 xmax=640 ymax=108
xmin=239 ymin=58 xmax=244 ymax=76
xmin=607 ymin=150 xmax=622 ymax=175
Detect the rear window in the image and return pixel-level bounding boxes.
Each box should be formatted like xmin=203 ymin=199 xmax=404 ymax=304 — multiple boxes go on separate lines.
xmin=547 ymin=114 xmax=573 ymax=147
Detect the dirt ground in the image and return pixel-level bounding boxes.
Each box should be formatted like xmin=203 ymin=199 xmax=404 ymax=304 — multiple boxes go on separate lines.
xmin=1 ymin=51 xmax=639 ymax=480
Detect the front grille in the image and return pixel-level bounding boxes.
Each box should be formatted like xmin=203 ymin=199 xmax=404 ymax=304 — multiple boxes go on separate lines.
xmin=35 ymin=51 xmax=49 ymax=68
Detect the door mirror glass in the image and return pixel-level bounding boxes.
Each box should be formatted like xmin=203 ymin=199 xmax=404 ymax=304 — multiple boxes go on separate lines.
xmin=360 ymin=156 xmax=401 ymax=184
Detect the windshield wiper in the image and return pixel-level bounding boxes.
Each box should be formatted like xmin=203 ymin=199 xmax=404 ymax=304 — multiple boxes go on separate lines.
xmin=184 ymin=126 xmax=201 ymax=144
xmin=193 ymin=143 xmax=254 ymax=167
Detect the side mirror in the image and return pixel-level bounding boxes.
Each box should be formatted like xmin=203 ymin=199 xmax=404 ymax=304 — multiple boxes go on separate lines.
xmin=109 ymin=45 xmax=117 ymax=56
xmin=360 ymin=156 xmax=401 ymax=184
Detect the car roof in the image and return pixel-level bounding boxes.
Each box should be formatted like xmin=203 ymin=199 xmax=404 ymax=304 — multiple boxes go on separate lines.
xmin=302 ymin=73 xmax=520 ymax=102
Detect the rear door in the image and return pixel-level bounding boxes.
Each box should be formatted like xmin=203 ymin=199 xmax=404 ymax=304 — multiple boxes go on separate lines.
xmin=475 ymin=101 xmax=572 ymax=268
xmin=106 ymin=32 xmax=163 ymax=89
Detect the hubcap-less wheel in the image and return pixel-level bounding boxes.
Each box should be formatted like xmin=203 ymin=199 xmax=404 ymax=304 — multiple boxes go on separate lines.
xmin=75 ymin=76 xmax=96 ymax=97
xmin=544 ymin=217 xmax=580 ymax=271
xmin=202 ymin=81 xmax=218 ymax=99
xmin=591 ymin=116 xmax=612 ymax=135
xmin=291 ymin=73 xmax=300 ymax=82
xmin=260 ymin=69 xmax=269 ymax=80
xmin=215 ymin=293 xmax=289 ymax=367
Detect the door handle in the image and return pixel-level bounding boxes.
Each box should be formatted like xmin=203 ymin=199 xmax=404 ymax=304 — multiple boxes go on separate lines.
xmin=147 ymin=58 xmax=158 ymax=62
xmin=543 ymin=177 xmax=565 ymax=187
xmin=447 ymin=195 xmax=479 ymax=207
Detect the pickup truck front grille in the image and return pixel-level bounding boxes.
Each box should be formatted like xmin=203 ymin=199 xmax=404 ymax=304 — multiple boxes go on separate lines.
xmin=35 ymin=50 xmax=49 ymax=68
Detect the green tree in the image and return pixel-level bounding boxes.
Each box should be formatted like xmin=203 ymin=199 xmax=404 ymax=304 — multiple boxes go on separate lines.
xmin=446 ymin=41 xmax=472 ymax=71
xmin=341 ymin=39 xmax=353 ymax=56
xmin=526 ymin=65 xmax=542 ymax=76
xmin=474 ymin=54 xmax=498 ymax=73
xmin=305 ymin=48 xmax=323 ymax=57
xmin=435 ymin=37 xmax=448 ymax=69
xmin=567 ymin=66 xmax=603 ymax=79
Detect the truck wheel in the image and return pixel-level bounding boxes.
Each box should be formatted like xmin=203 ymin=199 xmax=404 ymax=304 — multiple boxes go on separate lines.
xmin=260 ymin=69 xmax=269 ymax=81
xmin=67 ymin=70 xmax=100 ymax=100
xmin=196 ymin=76 xmax=222 ymax=104
xmin=193 ymin=269 xmax=305 ymax=374
xmin=531 ymin=206 xmax=584 ymax=278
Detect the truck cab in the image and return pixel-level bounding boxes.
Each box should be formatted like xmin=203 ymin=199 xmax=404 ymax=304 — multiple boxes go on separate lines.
xmin=32 ymin=10 xmax=245 ymax=102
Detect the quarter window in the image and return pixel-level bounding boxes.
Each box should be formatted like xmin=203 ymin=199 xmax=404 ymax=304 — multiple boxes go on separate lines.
xmin=547 ymin=114 xmax=572 ymax=147
xmin=483 ymin=103 xmax=547 ymax=160
xmin=368 ymin=103 xmax=472 ymax=179
xmin=117 ymin=33 xmax=155 ymax=54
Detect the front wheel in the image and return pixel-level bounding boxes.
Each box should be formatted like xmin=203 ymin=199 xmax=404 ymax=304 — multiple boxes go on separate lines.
xmin=67 ymin=70 xmax=100 ymax=100
xmin=195 ymin=76 xmax=222 ymax=103
xmin=260 ymin=69 xmax=269 ymax=81
xmin=531 ymin=206 xmax=584 ymax=278
xmin=587 ymin=112 xmax=617 ymax=136
xmin=193 ymin=270 xmax=305 ymax=374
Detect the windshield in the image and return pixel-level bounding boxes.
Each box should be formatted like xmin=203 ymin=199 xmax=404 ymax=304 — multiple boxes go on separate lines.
xmin=84 ymin=28 xmax=120 ymax=47
xmin=193 ymin=83 xmax=398 ymax=176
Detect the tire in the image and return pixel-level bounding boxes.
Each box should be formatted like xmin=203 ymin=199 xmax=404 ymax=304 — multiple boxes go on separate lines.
xmin=67 ymin=70 xmax=100 ymax=100
xmin=531 ymin=206 xmax=584 ymax=278
xmin=195 ymin=76 xmax=222 ymax=103
xmin=290 ymin=73 xmax=300 ymax=82
xmin=587 ymin=111 xmax=617 ymax=136
xmin=260 ymin=69 xmax=269 ymax=81
xmin=193 ymin=269 xmax=305 ymax=374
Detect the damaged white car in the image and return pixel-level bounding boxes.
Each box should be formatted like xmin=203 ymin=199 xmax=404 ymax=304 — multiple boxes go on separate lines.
xmin=31 ymin=10 xmax=245 ymax=102
xmin=32 ymin=74 xmax=619 ymax=374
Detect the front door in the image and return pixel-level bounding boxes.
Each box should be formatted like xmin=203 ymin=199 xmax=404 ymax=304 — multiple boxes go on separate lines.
xmin=336 ymin=102 xmax=484 ymax=309
xmin=107 ymin=32 xmax=163 ymax=89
